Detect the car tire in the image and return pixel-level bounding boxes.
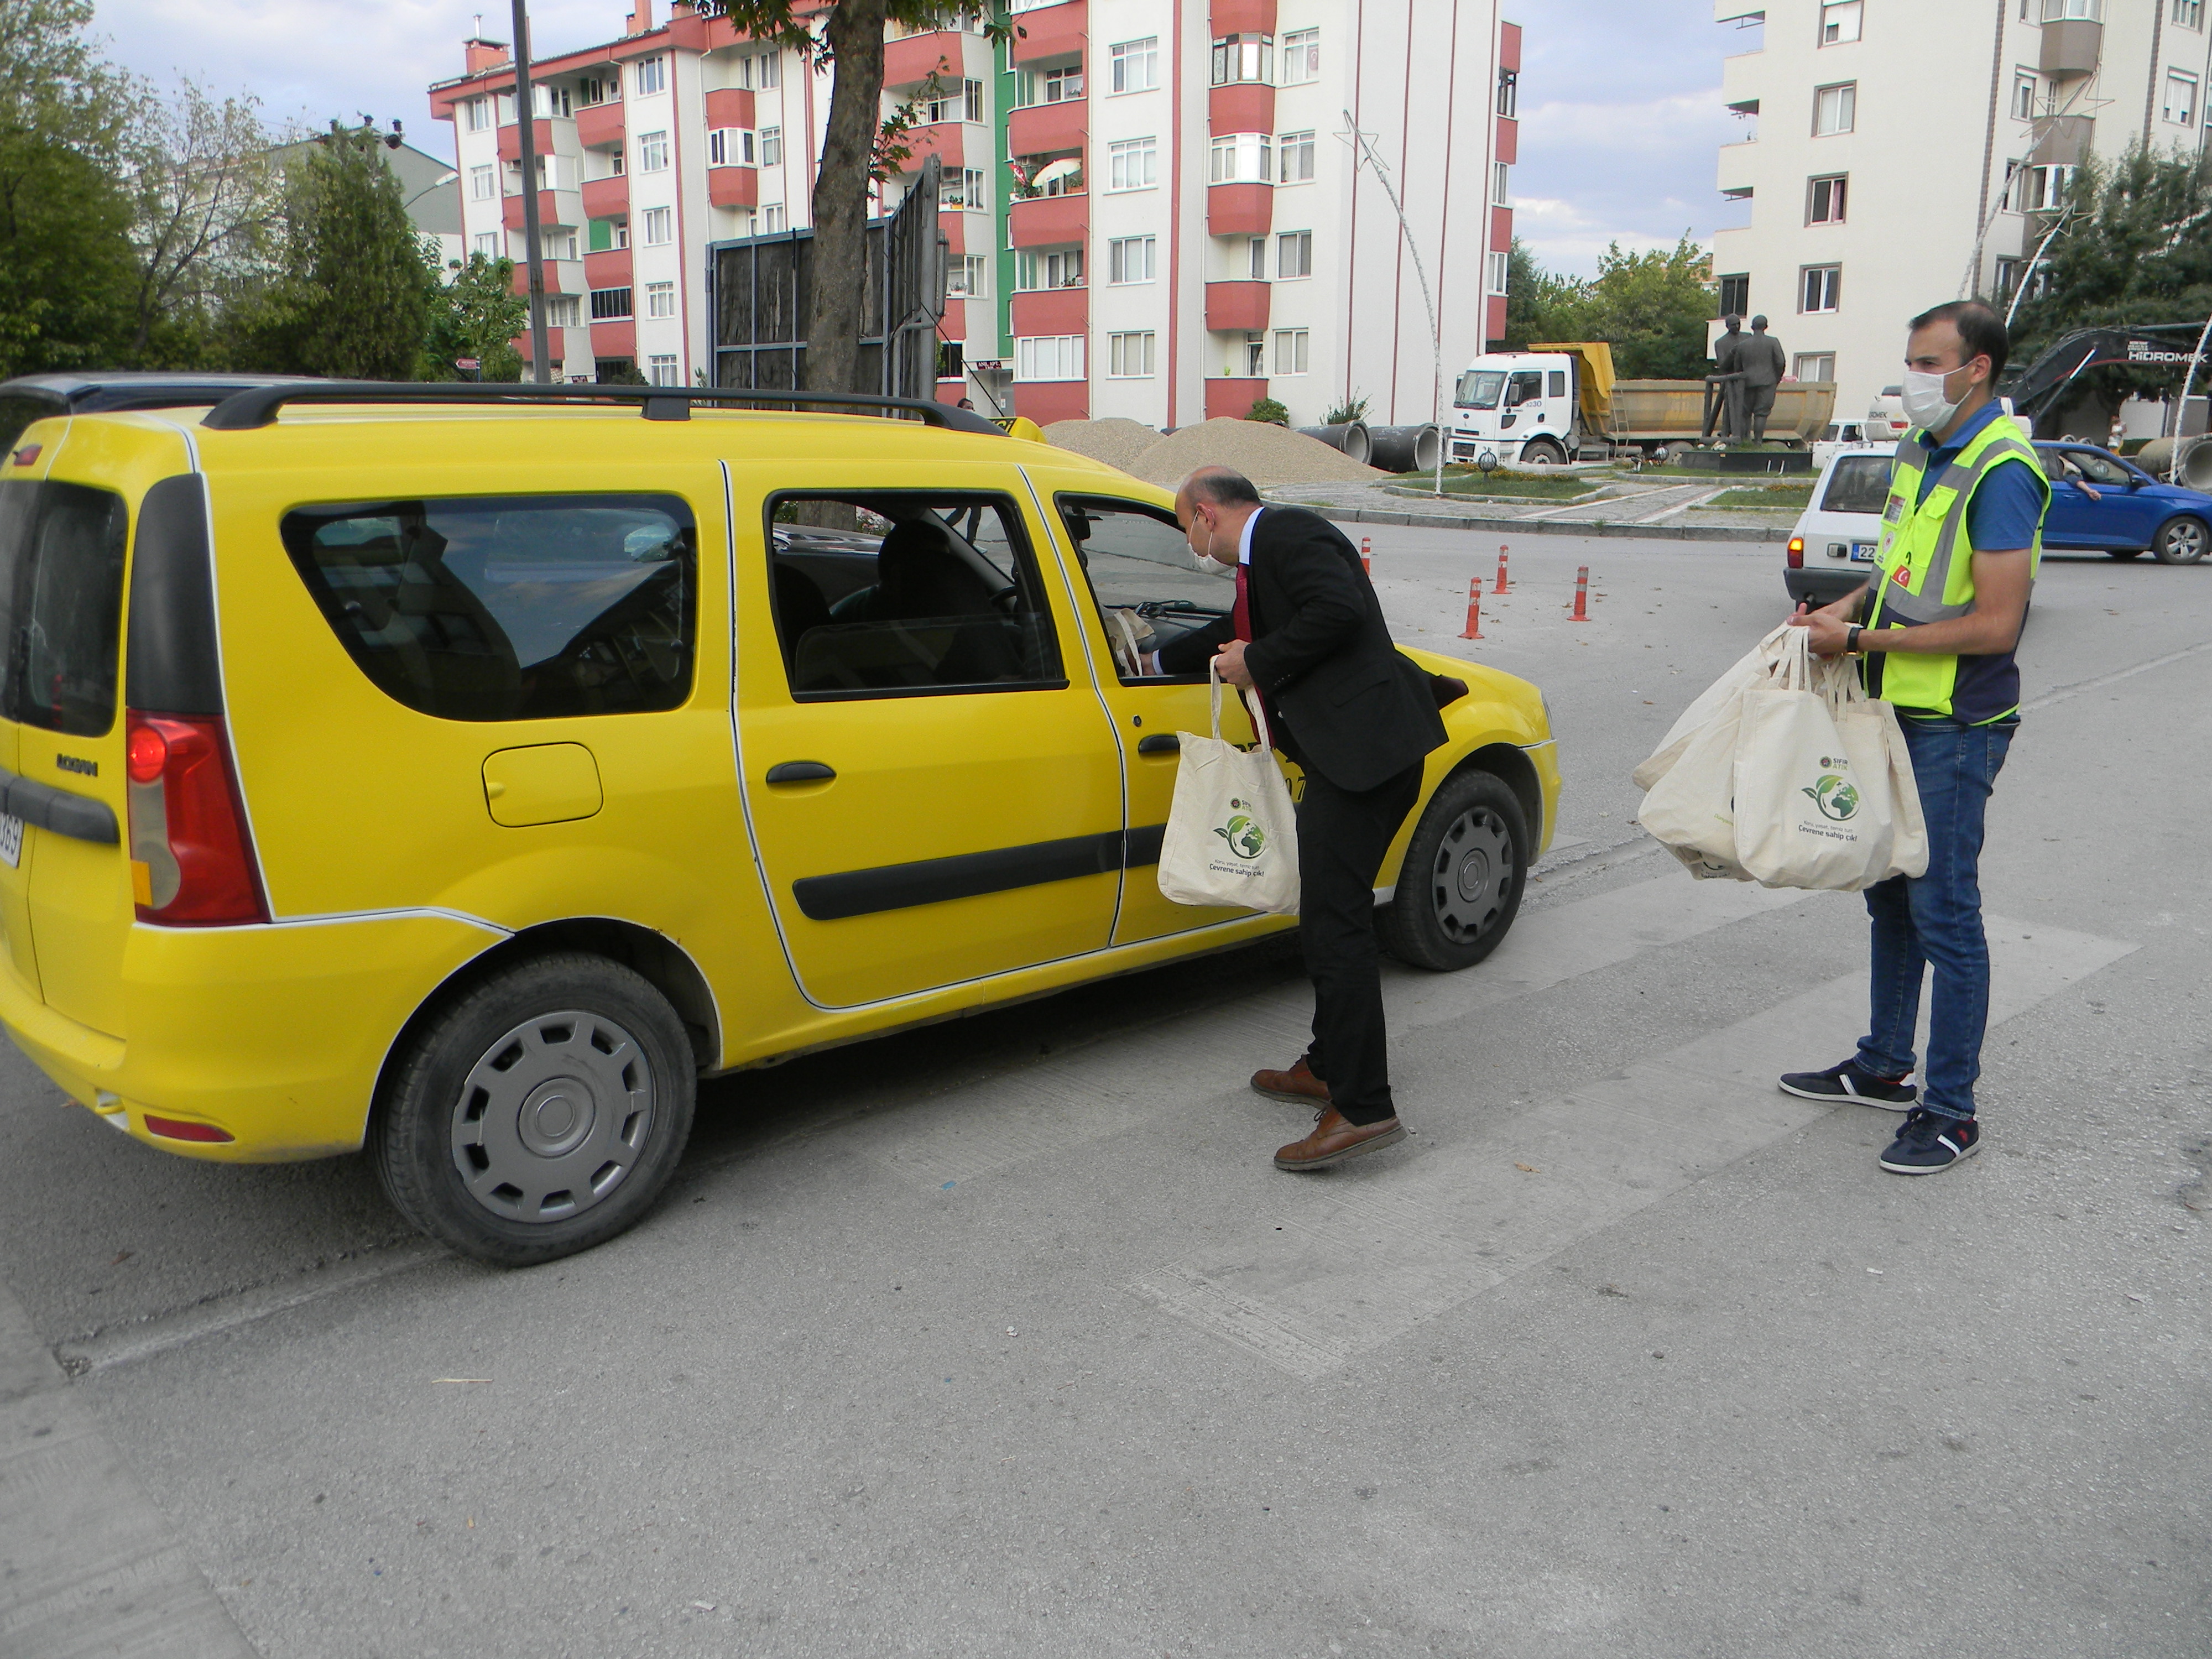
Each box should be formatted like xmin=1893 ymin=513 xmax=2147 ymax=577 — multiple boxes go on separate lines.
xmin=373 ymin=953 xmax=698 ymax=1267
xmin=2107 ymin=547 xmax=2145 ymax=560
xmin=1378 ymin=770 xmax=1530 ymax=972
xmin=2152 ymin=515 xmax=2208 ymax=564
xmin=1520 ymin=438 xmax=1568 ymax=467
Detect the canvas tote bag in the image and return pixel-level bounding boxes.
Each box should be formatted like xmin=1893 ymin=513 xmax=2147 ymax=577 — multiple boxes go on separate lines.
xmin=1156 ymin=664 xmax=1302 ymax=915
xmin=1631 ymin=620 xmax=1794 ymax=793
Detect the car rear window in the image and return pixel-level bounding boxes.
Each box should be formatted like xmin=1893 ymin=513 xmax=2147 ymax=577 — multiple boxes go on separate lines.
xmin=0 ymin=479 xmax=129 ymax=737
xmin=280 ymin=494 xmax=696 ymax=722
xmin=1821 ymin=455 xmax=1893 ymax=515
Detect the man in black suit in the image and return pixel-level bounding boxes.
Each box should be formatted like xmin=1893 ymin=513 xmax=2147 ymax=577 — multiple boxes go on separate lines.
xmin=1156 ymin=466 xmax=1449 ymax=1170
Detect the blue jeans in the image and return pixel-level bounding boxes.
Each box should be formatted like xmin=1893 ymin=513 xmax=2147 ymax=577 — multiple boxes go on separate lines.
xmin=1856 ymin=718 xmax=2014 ymax=1121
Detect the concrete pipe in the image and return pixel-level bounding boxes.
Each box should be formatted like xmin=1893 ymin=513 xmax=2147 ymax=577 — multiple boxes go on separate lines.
xmin=1297 ymin=422 xmax=1373 ymax=465
xmin=1366 ymin=424 xmax=1441 ymax=473
xmin=2132 ymin=436 xmax=2212 ymax=488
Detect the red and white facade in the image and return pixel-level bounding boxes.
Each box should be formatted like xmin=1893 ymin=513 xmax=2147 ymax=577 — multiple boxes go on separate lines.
xmin=430 ymin=0 xmax=1519 ymax=425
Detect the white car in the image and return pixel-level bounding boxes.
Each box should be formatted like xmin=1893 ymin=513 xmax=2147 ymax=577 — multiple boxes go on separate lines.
xmin=1786 ymin=445 xmax=1893 ymax=606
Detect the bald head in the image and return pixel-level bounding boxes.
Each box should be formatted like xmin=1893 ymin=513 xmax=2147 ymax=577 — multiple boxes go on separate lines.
xmin=1177 ymin=466 xmax=1262 ymax=511
xmin=1173 ymin=466 xmax=1264 ymax=566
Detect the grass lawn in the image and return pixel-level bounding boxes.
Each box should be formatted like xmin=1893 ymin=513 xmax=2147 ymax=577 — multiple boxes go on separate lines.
xmin=1708 ymin=484 xmax=1813 ymax=509
xmin=1425 ymin=471 xmax=1598 ymax=500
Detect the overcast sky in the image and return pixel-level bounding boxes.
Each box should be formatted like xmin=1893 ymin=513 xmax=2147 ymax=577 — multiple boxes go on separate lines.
xmin=88 ymin=0 xmax=1737 ymax=280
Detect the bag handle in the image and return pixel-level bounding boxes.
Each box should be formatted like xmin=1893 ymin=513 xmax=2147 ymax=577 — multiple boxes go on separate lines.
xmin=1209 ymin=657 xmax=1274 ymax=752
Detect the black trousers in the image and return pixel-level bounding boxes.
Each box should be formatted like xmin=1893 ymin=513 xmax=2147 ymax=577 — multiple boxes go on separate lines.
xmin=1295 ymin=760 xmax=1425 ymax=1125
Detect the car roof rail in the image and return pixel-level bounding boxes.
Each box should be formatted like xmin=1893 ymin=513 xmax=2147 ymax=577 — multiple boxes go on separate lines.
xmin=199 ymin=379 xmax=1006 ymax=436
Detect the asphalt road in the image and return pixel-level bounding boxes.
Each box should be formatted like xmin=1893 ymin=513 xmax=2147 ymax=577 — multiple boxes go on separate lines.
xmin=3 ymin=529 xmax=2206 ymax=1658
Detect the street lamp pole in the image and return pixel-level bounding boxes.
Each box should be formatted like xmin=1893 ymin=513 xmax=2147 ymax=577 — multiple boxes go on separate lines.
xmin=510 ymin=0 xmax=552 ymax=384
xmin=1338 ymin=109 xmax=1446 ymax=498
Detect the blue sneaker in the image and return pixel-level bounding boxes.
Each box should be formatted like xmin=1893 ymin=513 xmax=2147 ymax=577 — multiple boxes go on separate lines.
xmin=1878 ymin=1109 xmax=1981 ymax=1175
xmin=1778 ymin=1058 xmax=1918 ymax=1112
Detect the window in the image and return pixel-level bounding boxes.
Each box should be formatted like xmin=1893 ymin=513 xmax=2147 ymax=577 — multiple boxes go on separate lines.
xmin=1110 ymin=38 xmax=1158 ymax=93
xmin=1209 ymin=132 xmax=1272 ymax=184
xmin=465 ymin=97 xmax=491 ymax=132
xmin=1496 ymin=68 xmax=1518 ymax=118
xmin=2012 ymin=162 xmax=2077 ymax=210
xmin=1280 ymin=27 xmax=1319 ymax=84
xmin=1813 ymin=82 xmax=1856 ymax=134
xmin=1794 ymin=352 xmax=1836 ymax=382
xmin=1819 ymin=1 xmax=1863 ymax=44
xmin=639 ymin=129 xmax=669 ymax=171
xmin=760 ymin=127 xmax=782 ymax=166
xmin=1241 ymin=333 xmax=1265 ymax=377
xmin=756 ymin=50 xmax=779 ymax=88
xmin=545 ymin=294 xmax=582 ymax=328
xmin=1109 ymin=137 xmax=1158 ymax=190
xmin=590 ymin=286 xmax=633 ymax=319
xmin=1279 ymin=130 xmax=1316 ymax=183
xmin=1056 ymin=497 xmax=1229 ymax=681
xmin=1808 ymin=174 xmax=1847 ymax=223
xmin=1486 ymin=249 xmax=1510 ymax=294
xmin=2040 ymin=0 xmax=2101 ymax=18
xmin=1016 ymin=334 xmax=1085 ymax=380
xmin=766 ymin=494 xmax=1060 ymax=696
xmin=1212 ymin=33 xmax=1274 ymax=85
xmin=634 ymin=56 xmax=666 ymax=95
xmin=1548 ymin=371 xmax=1567 ymax=398
xmin=1108 ymin=331 xmax=1156 ymax=377
xmin=1014 ymin=248 xmax=1082 ymax=290
xmin=1801 ymin=264 xmax=1841 ymax=312
xmin=578 ymin=74 xmax=618 ymax=106
xmin=1718 ymin=272 xmax=1750 ymax=315
xmin=648 ymin=354 xmax=680 ymax=386
xmin=550 ymin=228 xmax=580 ymax=260
xmin=1247 ymin=237 xmax=1266 ymax=280
xmin=473 ymin=231 xmax=502 ymax=259
xmin=1042 ymin=64 xmax=1082 ymax=104
xmin=1272 ymin=329 xmax=1310 ymax=375
xmin=1821 ymin=454 xmax=1893 ymax=515
xmin=763 ymin=204 xmax=786 ymax=233
xmin=2166 ymin=69 xmax=2199 ymax=127
xmin=1277 ymin=229 xmax=1312 ymax=279
xmin=1994 ymin=256 xmax=2026 ymax=301
xmin=2178 ymin=0 xmax=2205 ymax=27
xmin=533 ymin=84 xmax=573 ymax=118
xmin=926 ymin=78 xmax=987 ymax=123
xmin=708 ymin=127 xmax=754 ymax=166
xmin=283 ymin=494 xmax=694 ymax=722
xmin=645 ymin=280 xmax=676 ymax=317
xmin=641 ymin=206 xmax=672 ymax=246
xmin=1108 ymin=236 xmax=1156 ymax=283
xmin=469 ymin=164 xmax=497 ymax=200
xmin=949 ymin=253 xmax=989 ymax=298
xmin=943 ymin=166 xmax=987 ymax=208
xmin=1493 ymin=161 xmax=1510 ymax=205
xmin=0 ymin=480 xmax=127 ymax=735
xmin=587 ymin=216 xmax=629 ymax=252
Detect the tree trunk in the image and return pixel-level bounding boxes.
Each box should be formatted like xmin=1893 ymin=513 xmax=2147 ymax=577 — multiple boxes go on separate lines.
xmin=806 ymin=0 xmax=885 ymax=399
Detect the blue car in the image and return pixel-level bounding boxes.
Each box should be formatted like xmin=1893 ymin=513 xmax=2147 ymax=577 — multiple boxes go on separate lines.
xmin=2036 ymin=442 xmax=2211 ymax=564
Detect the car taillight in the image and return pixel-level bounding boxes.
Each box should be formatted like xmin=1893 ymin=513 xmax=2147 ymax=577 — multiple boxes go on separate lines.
xmin=1787 ymin=536 xmax=1806 ymax=568
xmin=124 ymin=711 xmax=269 ymax=926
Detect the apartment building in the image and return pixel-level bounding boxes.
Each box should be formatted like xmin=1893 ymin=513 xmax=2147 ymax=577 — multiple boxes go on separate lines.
xmin=1713 ymin=0 xmax=2212 ymax=421
xmin=431 ymin=0 xmax=1518 ymax=424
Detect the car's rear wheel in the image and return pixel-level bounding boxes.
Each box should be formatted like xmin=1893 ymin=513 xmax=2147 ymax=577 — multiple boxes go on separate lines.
xmin=374 ymin=953 xmax=697 ymax=1266
xmin=1379 ymin=770 xmax=1530 ymax=972
xmin=2153 ymin=515 xmax=2208 ymax=564
xmin=2107 ymin=547 xmax=2145 ymax=560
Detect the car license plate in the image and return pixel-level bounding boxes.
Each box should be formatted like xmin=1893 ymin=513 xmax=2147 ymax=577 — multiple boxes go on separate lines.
xmin=1850 ymin=541 xmax=1876 ymax=562
xmin=0 ymin=812 xmax=20 ymax=869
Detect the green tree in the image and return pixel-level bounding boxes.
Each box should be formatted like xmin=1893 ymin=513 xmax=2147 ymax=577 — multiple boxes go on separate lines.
xmin=424 ymin=253 xmax=529 ymax=381
xmin=1501 ymin=238 xmax=1584 ymax=348
xmin=125 ymin=81 xmax=282 ymax=363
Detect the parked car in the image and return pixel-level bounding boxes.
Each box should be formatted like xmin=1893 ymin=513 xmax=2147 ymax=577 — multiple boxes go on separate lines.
xmin=2036 ymin=441 xmax=2210 ymax=563
xmin=0 ymin=376 xmax=1561 ymax=1265
xmin=1786 ymin=444 xmax=1894 ymax=606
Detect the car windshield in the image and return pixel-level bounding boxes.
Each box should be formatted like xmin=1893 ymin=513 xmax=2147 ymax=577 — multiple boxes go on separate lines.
xmin=1821 ymin=455 xmax=1893 ymax=515
xmin=1455 ymin=371 xmax=1505 ymax=410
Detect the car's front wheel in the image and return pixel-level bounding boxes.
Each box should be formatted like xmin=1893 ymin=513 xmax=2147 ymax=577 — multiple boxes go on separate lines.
xmin=2153 ymin=515 xmax=2209 ymax=564
xmin=374 ymin=953 xmax=698 ymax=1266
xmin=1379 ymin=770 xmax=1530 ymax=972
xmin=1520 ymin=438 xmax=1568 ymax=467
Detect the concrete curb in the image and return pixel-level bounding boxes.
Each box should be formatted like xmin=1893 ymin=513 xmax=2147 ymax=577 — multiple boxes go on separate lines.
xmin=1284 ymin=502 xmax=1788 ymax=543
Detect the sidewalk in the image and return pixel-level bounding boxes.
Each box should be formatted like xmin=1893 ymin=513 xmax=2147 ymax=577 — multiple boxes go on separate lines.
xmin=1269 ymin=477 xmax=1796 ymax=542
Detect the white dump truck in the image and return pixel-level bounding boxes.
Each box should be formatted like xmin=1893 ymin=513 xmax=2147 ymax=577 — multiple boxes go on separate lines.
xmin=1448 ymin=341 xmax=1836 ymax=465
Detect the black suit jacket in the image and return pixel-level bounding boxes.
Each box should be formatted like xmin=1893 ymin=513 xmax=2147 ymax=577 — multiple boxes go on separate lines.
xmin=1159 ymin=507 xmax=1448 ymax=792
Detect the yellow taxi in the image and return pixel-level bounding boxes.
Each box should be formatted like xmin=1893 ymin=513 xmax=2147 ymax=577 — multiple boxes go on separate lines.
xmin=0 ymin=377 xmax=1560 ymax=1264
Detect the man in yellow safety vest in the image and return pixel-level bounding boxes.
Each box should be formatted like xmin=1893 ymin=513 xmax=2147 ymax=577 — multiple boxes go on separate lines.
xmin=1779 ymin=299 xmax=2048 ymax=1175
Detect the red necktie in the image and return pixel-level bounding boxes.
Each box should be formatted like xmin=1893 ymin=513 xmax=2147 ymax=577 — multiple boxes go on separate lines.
xmin=1233 ymin=561 xmax=1252 ymax=642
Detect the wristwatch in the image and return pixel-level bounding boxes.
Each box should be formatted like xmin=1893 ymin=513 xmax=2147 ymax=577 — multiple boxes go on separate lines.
xmin=1845 ymin=623 xmax=1865 ymax=654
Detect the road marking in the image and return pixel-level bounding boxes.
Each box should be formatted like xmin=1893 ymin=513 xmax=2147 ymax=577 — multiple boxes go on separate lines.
xmin=1635 ymin=487 xmax=1725 ymax=524
xmin=2022 ymin=639 xmax=2212 ymax=713
xmin=1125 ymin=915 xmax=2134 ymax=1379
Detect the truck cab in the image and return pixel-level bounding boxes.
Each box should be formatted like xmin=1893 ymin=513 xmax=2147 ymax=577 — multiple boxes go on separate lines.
xmin=1451 ymin=352 xmax=1580 ymax=468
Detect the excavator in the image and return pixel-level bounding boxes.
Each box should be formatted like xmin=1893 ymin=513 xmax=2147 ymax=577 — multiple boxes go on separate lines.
xmin=2000 ymin=322 xmax=2210 ymax=433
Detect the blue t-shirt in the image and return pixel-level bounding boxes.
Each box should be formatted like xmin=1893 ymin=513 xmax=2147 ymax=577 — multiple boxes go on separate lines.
xmin=1870 ymin=400 xmax=2044 ymax=724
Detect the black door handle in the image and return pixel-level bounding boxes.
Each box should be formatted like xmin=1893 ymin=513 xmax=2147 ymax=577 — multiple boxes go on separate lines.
xmin=765 ymin=761 xmax=836 ymax=784
xmin=1136 ymin=733 xmax=1180 ymax=754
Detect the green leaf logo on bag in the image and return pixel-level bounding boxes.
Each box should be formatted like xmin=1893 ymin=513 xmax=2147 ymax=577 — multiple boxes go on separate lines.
xmin=1214 ymin=797 xmax=1267 ymax=860
xmin=1802 ymin=760 xmax=1860 ymax=823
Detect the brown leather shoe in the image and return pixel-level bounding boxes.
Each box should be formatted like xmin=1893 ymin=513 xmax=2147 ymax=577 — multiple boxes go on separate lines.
xmin=1251 ymin=1056 xmax=1331 ymax=1104
xmin=1274 ymin=1108 xmax=1407 ymax=1171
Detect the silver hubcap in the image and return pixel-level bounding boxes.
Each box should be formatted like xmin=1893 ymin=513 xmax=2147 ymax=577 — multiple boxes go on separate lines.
xmin=2166 ymin=520 xmax=2206 ymax=560
xmin=450 ymin=1010 xmax=655 ymax=1223
xmin=1430 ymin=807 xmax=1514 ymax=943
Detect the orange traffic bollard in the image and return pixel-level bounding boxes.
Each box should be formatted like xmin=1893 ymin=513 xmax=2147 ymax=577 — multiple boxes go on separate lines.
xmin=1494 ymin=545 xmax=1510 ymax=594
xmin=1459 ymin=579 xmax=1483 ymax=640
xmin=1571 ymin=565 xmax=1590 ymax=622
xmin=1360 ymin=534 xmax=1372 ymax=576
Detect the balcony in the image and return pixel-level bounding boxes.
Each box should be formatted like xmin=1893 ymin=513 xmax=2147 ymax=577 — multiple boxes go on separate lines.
xmin=583 ymin=247 xmax=633 ymax=289
xmin=703 ymin=86 xmax=755 ymax=130
xmin=1208 ymin=83 xmax=1274 ymax=135
xmin=1206 ymin=182 xmax=1271 ymax=236
xmin=1010 ymin=285 xmax=1087 ymax=336
xmin=2040 ymin=18 xmax=2100 ymax=79
xmin=1010 ymin=1 xmax=1085 ymax=65
xmin=1013 ymin=380 xmax=1088 ymax=425
xmin=1204 ymin=280 xmax=1270 ymax=332
xmin=1008 ymin=98 xmax=1086 ymax=156
xmin=901 ymin=121 xmax=966 ymax=170
xmin=576 ymin=100 xmax=624 ymax=149
xmin=1204 ymin=378 xmax=1270 ymax=420
xmin=502 ymin=190 xmax=570 ymax=232
xmin=1209 ymin=0 xmax=1277 ymax=31
xmin=581 ymin=174 xmax=629 ymax=220
xmin=708 ymin=165 xmax=758 ymax=208
xmin=507 ymin=257 xmax=587 ymax=296
xmin=1010 ymin=191 xmax=1087 ymax=248
xmin=591 ymin=318 xmax=636 ymax=359
xmin=497 ymin=118 xmax=556 ymax=163
xmin=886 ymin=29 xmax=967 ymax=86
xmin=2028 ymin=113 xmax=2094 ymax=168
xmin=1495 ymin=115 xmax=1517 ymax=165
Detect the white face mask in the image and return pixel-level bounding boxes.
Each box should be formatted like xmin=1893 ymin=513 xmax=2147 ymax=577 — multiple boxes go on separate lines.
xmin=1900 ymin=361 xmax=1976 ymax=431
xmin=1185 ymin=513 xmax=1234 ymax=576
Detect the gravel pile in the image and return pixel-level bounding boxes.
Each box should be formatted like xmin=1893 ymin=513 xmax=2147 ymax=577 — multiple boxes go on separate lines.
xmin=1041 ymin=417 xmax=1162 ymax=473
xmin=1128 ymin=419 xmax=1385 ymax=488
